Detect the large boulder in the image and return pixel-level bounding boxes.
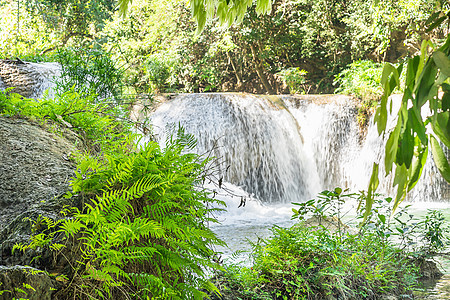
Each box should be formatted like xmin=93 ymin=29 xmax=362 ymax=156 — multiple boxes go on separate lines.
xmin=0 ymin=116 xmax=79 ymax=298
xmin=0 ymin=117 xmax=77 ymax=229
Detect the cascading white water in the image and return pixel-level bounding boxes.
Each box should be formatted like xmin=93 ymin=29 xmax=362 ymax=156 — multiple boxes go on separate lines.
xmin=151 ymin=93 xmax=449 ymax=204
xmin=151 ymin=93 xmax=322 ymax=203
xmin=27 ymin=62 xmax=61 ymax=99
xmin=282 ymin=95 xmax=364 ymax=191
xmin=0 ymin=61 xmax=61 ymax=99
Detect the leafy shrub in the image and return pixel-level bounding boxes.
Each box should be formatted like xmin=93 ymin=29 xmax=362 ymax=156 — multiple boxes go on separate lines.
xmin=333 ymin=60 xmax=386 ymax=126
xmin=334 ymin=60 xmax=384 ymax=101
xmin=144 ymin=51 xmax=179 ymax=92
xmin=0 ymin=88 xmax=127 ymax=152
xmin=276 ymin=68 xmax=308 ymax=94
xmin=55 ymin=47 xmax=123 ymax=100
xmin=420 ymin=210 xmax=449 ymax=253
xmin=216 ymin=189 xmax=424 ymax=300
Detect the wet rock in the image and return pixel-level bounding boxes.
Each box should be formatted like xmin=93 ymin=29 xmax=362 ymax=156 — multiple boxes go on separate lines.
xmin=0 ymin=265 xmax=58 ymax=300
xmin=416 ymin=258 xmax=444 ymax=280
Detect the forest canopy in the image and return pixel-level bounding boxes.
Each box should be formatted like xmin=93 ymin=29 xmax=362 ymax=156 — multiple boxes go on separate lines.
xmin=0 ymin=0 xmax=444 ymax=94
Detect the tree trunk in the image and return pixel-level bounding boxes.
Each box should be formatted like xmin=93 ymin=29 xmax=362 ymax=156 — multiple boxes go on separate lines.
xmin=250 ymin=44 xmax=274 ymax=94
xmin=227 ymin=52 xmax=243 ymax=85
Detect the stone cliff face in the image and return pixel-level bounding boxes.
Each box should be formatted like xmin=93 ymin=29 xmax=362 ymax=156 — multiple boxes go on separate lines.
xmin=0 ymin=116 xmax=78 ymax=300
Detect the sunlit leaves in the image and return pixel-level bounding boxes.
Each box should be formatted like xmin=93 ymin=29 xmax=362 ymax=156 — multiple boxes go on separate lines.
xmin=407 ymin=137 xmax=428 ymax=192
xmin=117 ymin=0 xmax=271 ymax=32
xmin=430 ymin=135 xmax=450 ymax=182
xmin=64 ymin=127 xmax=226 ymax=298
xmin=363 ymin=163 xmax=379 ymax=220
xmin=430 ymin=111 xmax=450 ymax=148
xmin=374 ymin=63 xmax=402 ymax=134
xmin=433 ymin=51 xmax=450 ymax=77
xmin=371 ymin=30 xmax=450 ymax=212
xmin=117 ymin=0 xmax=131 ymax=17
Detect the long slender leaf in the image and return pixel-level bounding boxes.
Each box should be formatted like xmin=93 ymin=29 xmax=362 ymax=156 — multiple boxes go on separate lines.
xmin=363 ymin=163 xmax=379 ymax=221
xmin=430 ymin=135 xmax=450 ymax=182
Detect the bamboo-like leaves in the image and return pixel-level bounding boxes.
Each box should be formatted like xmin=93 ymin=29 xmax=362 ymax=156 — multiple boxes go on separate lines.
xmin=431 ymin=111 xmax=450 ymax=148
xmin=407 ymin=138 xmax=428 ymax=192
xmin=371 ymin=33 xmax=450 ymax=213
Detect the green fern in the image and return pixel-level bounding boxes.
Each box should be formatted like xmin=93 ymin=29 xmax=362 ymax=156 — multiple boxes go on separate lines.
xmin=2 ymin=90 xmax=226 ymax=299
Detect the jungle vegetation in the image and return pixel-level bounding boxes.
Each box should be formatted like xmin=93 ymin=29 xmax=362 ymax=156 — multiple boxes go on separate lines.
xmin=0 ymin=0 xmax=444 ymax=95
xmin=0 ymin=0 xmax=450 ymax=299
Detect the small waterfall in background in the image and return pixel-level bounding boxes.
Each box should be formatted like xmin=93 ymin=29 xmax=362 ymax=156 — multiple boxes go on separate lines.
xmin=26 ymin=62 xmax=61 ymax=99
xmin=0 ymin=60 xmax=61 ymax=99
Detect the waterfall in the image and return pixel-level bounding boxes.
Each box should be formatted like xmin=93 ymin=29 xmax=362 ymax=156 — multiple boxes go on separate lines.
xmin=151 ymin=93 xmax=321 ymax=203
xmin=26 ymin=62 xmax=61 ymax=99
xmin=151 ymin=93 xmax=449 ymax=204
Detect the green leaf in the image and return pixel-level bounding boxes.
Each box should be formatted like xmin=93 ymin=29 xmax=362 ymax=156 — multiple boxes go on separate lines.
xmin=430 ymin=112 xmax=450 ymax=149
xmin=363 ymin=163 xmax=379 ymax=221
xmin=433 ymin=51 xmax=450 ymax=77
xmin=392 ymin=164 xmax=408 ymax=212
xmin=374 ymin=104 xmax=388 ymax=135
xmin=385 ymin=114 xmax=403 ymax=175
xmin=414 ymin=60 xmax=438 ymax=108
xmin=430 ymin=135 xmax=450 ymax=182
xmin=407 ymin=139 xmax=428 ymax=192
xmin=396 ymin=121 xmax=414 ymax=169
xmin=425 ymin=12 xmax=442 ymax=27
xmin=334 ymin=187 xmax=342 ymax=195
xmin=443 ymin=95 xmax=450 ymax=113
xmin=406 ymin=56 xmax=420 ymax=88
xmin=426 ymin=16 xmax=447 ymax=32
xmin=438 ymin=33 xmax=450 ymax=55
xmin=409 ymin=106 xmax=427 ymax=144
xmin=381 ymin=63 xmax=399 ymax=88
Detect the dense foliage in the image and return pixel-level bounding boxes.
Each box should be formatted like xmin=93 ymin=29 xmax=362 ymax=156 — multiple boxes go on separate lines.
xmin=54 ymin=47 xmax=124 ymax=99
xmin=104 ymin=0 xmax=440 ymax=94
xmin=0 ymin=90 xmax=225 ymax=299
xmin=0 ymin=0 xmax=115 ymax=57
xmin=1 ymin=0 xmax=442 ymax=94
